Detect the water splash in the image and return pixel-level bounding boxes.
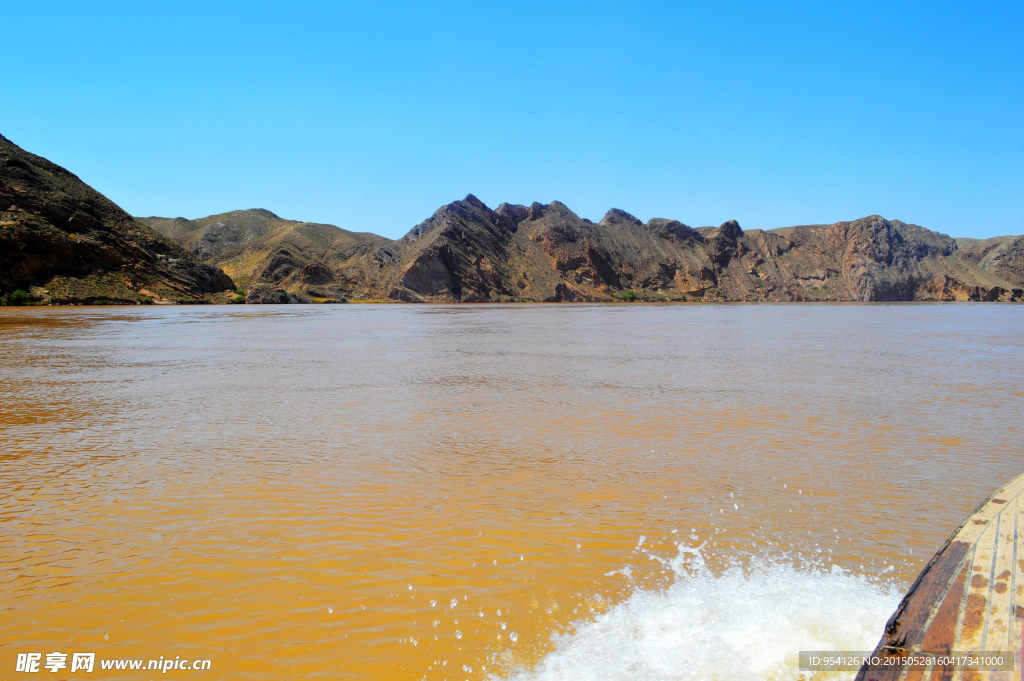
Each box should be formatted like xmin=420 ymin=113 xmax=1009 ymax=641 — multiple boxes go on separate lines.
xmin=495 ymin=542 xmax=903 ymax=681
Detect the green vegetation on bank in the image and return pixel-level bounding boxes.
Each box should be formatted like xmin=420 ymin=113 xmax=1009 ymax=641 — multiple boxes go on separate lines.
xmin=619 ymin=290 xmax=690 ymax=302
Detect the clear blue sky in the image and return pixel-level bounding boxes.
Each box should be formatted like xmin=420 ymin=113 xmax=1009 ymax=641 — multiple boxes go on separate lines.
xmin=4 ymin=1 xmax=1021 ymax=239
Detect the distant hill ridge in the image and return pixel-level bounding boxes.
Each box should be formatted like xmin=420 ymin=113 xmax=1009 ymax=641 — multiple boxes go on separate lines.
xmin=145 ymin=194 xmax=1023 ymax=303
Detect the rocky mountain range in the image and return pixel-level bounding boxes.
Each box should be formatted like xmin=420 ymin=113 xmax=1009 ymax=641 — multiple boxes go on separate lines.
xmin=0 ymin=134 xmax=235 ymax=304
xmin=145 ymin=194 xmax=1022 ymax=304
xmin=2 ymin=133 xmax=1020 ymax=305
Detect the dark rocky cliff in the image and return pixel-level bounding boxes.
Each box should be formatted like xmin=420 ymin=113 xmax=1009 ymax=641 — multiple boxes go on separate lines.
xmin=1 ymin=134 xmax=235 ymax=304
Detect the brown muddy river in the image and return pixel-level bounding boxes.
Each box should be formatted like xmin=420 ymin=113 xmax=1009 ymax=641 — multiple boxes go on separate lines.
xmin=1 ymin=304 xmax=1022 ymax=680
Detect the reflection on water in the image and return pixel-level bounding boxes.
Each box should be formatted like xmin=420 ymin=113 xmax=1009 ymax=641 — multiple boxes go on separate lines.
xmin=0 ymin=304 xmax=1021 ymax=680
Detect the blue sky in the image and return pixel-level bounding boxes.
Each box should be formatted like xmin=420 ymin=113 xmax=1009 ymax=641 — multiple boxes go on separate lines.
xmin=4 ymin=1 xmax=1021 ymax=239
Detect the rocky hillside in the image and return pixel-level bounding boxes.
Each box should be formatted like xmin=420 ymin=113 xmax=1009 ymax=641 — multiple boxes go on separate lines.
xmin=0 ymin=134 xmax=235 ymax=304
xmin=147 ymin=194 xmax=1022 ymax=304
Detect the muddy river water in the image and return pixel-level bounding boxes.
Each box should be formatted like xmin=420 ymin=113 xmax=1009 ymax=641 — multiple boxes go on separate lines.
xmin=1 ymin=304 xmax=1021 ymax=680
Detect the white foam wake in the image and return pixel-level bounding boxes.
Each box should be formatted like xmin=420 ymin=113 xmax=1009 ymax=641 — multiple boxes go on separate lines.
xmin=496 ymin=544 xmax=903 ymax=681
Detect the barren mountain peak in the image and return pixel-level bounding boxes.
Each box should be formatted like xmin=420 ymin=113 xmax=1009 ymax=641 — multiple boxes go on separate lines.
xmin=245 ymin=208 xmax=283 ymax=220
xmin=600 ymin=208 xmax=643 ymax=227
xmin=495 ymin=203 xmax=530 ymax=227
xmin=463 ymin=194 xmax=490 ymax=211
xmin=715 ymin=220 xmax=743 ymax=240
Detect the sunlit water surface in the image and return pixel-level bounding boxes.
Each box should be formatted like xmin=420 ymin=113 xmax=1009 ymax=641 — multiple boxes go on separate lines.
xmin=1 ymin=304 xmax=1021 ymax=680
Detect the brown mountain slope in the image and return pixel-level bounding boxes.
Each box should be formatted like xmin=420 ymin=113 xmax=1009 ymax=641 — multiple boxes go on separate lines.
xmin=139 ymin=209 xmax=292 ymax=261
xmin=956 ymin=234 xmax=1024 ymax=286
xmin=0 ymin=134 xmax=234 ymax=304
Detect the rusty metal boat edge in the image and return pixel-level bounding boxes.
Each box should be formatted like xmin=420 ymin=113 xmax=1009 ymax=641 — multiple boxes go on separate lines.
xmin=856 ymin=470 xmax=1024 ymax=681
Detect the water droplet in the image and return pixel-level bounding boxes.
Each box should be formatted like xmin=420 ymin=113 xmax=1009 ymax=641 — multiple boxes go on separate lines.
xmin=450 ymin=599 xmax=458 ymax=608
xmin=501 ymin=622 xmax=507 ymax=630
xmin=497 ymin=609 xmax=501 ymax=616
xmin=734 ymin=503 xmax=738 ymax=509
xmin=455 ymin=630 xmax=463 ymax=639
xmin=576 ymin=543 xmax=581 ymax=549
xmin=328 ymin=607 xmax=333 ymax=613
xmin=408 ymin=585 xmax=413 ymax=590
xmin=433 ymin=620 xmax=439 ymax=627
xmin=430 ymin=600 xmax=437 ymax=607
xmin=510 ymin=632 xmax=519 ymax=643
